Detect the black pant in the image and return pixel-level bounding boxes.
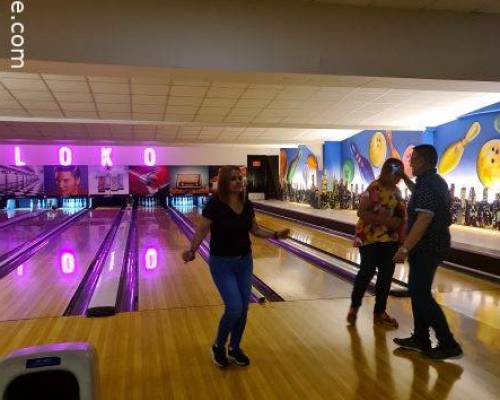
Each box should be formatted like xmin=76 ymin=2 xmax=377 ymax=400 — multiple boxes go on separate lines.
xmin=351 ymin=242 xmax=398 ymax=313
xmin=408 ymin=251 xmax=456 ymax=347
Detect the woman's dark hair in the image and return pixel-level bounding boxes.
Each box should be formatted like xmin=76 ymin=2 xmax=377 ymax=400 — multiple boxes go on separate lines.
xmin=215 ymin=166 xmax=245 ymax=204
xmin=379 ymin=158 xmax=404 ymax=181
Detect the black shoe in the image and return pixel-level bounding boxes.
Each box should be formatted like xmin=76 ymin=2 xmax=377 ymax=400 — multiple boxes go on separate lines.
xmin=393 ymin=336 xmax=432 ymax=353
xmin=424 ymin=344 xmax=463 ymax=360
xmin=228 ymin=347 xmax=250 ymax=366
xmin=211 ymin=345 xmax=229 ymax=368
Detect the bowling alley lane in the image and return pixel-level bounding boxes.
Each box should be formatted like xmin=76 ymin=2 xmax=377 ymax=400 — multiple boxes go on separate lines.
xmin=136 ymin=208 xmax=223 ymax=311
xmin=0 ymin=209 xmax=31 ymax=223
xmin=254 ymin=210 xmax=500 ymax=293
xmin=0 ymin=209 xmax=74 ymax=258
xmin=0 ymin=208 xmax=119 ymax=322
xmin=181 ymin=207 xmax=361 ymax=301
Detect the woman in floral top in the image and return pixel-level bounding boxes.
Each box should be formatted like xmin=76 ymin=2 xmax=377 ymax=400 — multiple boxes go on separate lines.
xmin=347 ymin=158 xmax=406 ymax=328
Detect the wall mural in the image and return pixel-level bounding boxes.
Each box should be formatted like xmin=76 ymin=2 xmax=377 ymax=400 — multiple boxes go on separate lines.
xmin=340 ymin=130 xmax=422 ymax=187
xmin=279 ymin=145 xmax=319 ymax=190
xmin=0 ymin=166 xmax=44 ymax=197
xmin=128 ymin=166 xmax=169 ymax=196
xmin=44 ymin=166 xmax=89 ymax=196
xmin=434 ymin=109 xmax=500 ymax=200
xmin=169 ymin=166 xmax=209 ymax=195
xmin=88 ymin=166 xmax=129 ymax=195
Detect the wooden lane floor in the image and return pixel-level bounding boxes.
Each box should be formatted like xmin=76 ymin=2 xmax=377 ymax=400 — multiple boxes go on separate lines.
xmin=255 ymin=211 xmax=500 ymax=328
xmin=255 ymin=211 xmax=500 ymax=292
xmin=0 ymin=208 xmax=119 ymax=322
xmin=182 ymin=208 xmax=360 ymax=302
xmin=0 ymin=295 xmax=498 ymax=399
xmin=0 ymin=209 xmax=72 ymax=257
xmin=136 ymin=208 xmax=223 ymax=311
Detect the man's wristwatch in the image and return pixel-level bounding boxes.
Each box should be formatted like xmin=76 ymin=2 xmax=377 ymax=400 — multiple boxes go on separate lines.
xmin=399 ymin=246 xmax=409 ymax=254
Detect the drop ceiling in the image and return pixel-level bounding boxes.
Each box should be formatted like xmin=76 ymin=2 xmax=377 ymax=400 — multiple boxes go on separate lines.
xmin=0 ymin=69 xmax=499 ymax=144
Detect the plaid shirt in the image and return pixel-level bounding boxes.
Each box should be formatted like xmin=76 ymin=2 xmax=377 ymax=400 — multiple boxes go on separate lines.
xmin=407 ymin=168 xmax=452 ymax=257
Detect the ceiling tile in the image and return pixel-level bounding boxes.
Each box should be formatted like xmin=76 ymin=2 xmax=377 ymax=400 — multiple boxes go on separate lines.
xmin=132 ymin=113 xmax=163 ymax=121
xmin=132 ymin=103 xmax=164 ymax=114
xmin=94 ymin=94 xmax=130 ymax=104
xmin=170 ymin=86 xmax=207 ymax=97
xmin=41 ymin=74 xmax=86 ymax=81
xmin=60 ymin=102 xmax=96 ymax=112
xmin=207 ymin=87 xmax=245 ymax=98
xmin=29 ymin=110 xmax=64 ymax=118
xmin=241 ymin=88 xmax=279 ymax=99
xmin=234 ymin=98 xmax=269 ymax=108
xmin=65 ymin=111 xmax=99 ymax=118
xmin=54 ymin=92 xmax=93 ymax=102
xmin=228 ymin=107 xmax=260 ymax=117
xmin=164 ymin=114 xmax=194 ymax=122
xmin=10 ymin=90 xmax=52 ymax=101
xmin=171 ymin=80 xmax=210 ymax=87
xmin=194 ymin=115 xmax=225 ymax=123
xmin=0 ymin=100 xmax=22 ymax=109
xmin=167 ymin=96 xmax=203 ymax=107
xmin=197 ymin=106 xmax=230 ymax=116
xmin=0 ymin=72 xmax=40 ymax=79
xmin=202 ymin=98 xmax=237 ymax=107
xmin=20 ymin=100 xmax=60 ymax=111
xmin=90 ymin=82 xmax=129 ymax=94
xmin=131 ymin=84 xmax=169 ymax=95
xmin=166 ymin=105 xmax=199 ymax=114
xmin=1 ymin=78 xmax=46 ymax=91
xmin=100 ymin=112 xmax=132 ymax=120
xmin=132 ymin=95 xmax=167 ymax=105
xmin=45 ymin=80 xmax=90 ymax=93
xmin=88 ymin=76 xmax=129 ymax=83
xmin=98 ymin=103 xmax=131 ymax=113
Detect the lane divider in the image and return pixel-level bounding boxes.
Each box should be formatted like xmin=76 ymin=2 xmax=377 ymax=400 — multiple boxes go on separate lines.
xmin=64 ymin=209 xmax=125 ymax=316
xmin=0 ymin=209 xmax=89 ymax=280
xmin=0 ymin=210 xmax=48 ymax=230
xmin=115 ymin=208 xmax=139 ymax=313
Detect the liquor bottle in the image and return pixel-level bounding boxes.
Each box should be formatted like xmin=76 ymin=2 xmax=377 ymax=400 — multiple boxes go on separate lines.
xmin=469 ymin=188 xmax=477 ymax=227
xmin=493 ymin=193 xmax=500 ymax=230
xmin=458 ymin=187 xmax=467 ymax=225
xmin=449 ymin=183 xmax=455 ymax=199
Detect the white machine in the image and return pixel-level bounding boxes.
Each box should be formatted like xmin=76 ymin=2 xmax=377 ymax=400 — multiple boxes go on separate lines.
xmin=0 ymin=342 xmax=99 ymax=400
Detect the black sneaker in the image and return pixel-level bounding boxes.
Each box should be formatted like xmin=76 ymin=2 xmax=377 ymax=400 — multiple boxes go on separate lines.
xmin=211 ymin=345 xmax=229 ymax=368
xmin=228 ymin=347 xmax=250 ymax=366
xmin=393 ymin=336 xmax=432 ymax=353
xmin=424 ymin=344 xmax=463 ymax=360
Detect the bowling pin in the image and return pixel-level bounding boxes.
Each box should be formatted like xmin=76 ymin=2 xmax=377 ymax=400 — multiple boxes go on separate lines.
xmin=350 ymin=142 xmax=375 ymax=183
xmin=438 ymin=122 xmax=481 ymax=175
xmin=383 ymin=130 xmax=401 ymax=160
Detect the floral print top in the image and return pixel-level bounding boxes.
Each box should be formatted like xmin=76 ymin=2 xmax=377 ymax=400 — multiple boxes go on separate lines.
xmin=353 ymin=180 xmax=406 ymax=247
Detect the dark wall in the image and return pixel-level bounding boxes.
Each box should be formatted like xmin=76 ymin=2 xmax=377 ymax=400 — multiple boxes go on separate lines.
xmin=247 ymin=155 xmax=280 ymax=199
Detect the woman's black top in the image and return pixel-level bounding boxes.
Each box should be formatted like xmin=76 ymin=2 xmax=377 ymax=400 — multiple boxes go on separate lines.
xmin=202 ymin=197 xmax=255 ymax=257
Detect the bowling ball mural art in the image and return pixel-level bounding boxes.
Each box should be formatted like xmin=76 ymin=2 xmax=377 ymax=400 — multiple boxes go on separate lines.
xmin=495 ymin=114 xmax=500 ymax=134
xmin=350 ymin=142 xmax=375 ymax=184
xmin=402 ymin=145 xmax=415 ymax=178
xmin=368 ymin=131 xmax=387 ymax=167
xmin=476 ymin=139 xmax=500 ymax=190
xmin=342 ymin=159 xmax=354 ymax=184
xmin=438 ymin=122 xmax=481 ymax=175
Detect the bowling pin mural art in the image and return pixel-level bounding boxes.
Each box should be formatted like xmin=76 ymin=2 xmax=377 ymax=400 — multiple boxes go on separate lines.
xmin=350 ymin=142 xmax=375 ymax=184
xmin=438 ymin=122 xmax=481 ymax=175
xmin=342 ymin=159 xmax=354 ymax=184
xmin=286 ymin=147 xmax=303 ymax=184
xmin=368 ymin=131 xmax=387 ymax=167
xmin=495 ymin=114 xmax=500 ymax=134
xmin=383 ymin=130 xmax=402 ymax=160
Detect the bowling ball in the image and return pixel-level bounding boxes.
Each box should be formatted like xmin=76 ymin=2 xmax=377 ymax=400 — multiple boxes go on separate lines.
xmin=476 ymin=139 xmax=500 ymax=189
xmin=495 ymin=114 xmax=500 ymax=134
xmin=342 ymin=159 xmax=355 ymax=184
xmin=280 ymin=149 xmax=288 ymax=180
xmin=369 ymin=132 xmax=387 ymax=167
xmin=307 ymin=154 xmax=318 ymax=170
xmin=402 ymin=145 xmax=415 ymax=178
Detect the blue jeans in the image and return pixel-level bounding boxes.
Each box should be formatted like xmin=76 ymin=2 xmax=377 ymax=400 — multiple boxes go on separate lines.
xmin=209 ymin=253 xmax=253 ymax=349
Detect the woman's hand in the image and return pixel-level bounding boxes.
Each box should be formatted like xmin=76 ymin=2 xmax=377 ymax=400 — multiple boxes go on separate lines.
xmin=182 ymin=249 xmax=196 ymax=263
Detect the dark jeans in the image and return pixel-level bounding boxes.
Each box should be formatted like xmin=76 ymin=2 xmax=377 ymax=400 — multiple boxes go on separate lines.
xmin=209 ymin=253 xmax=253 ymax=349
xmin=351 ymin=242 xmax=398 ymax=313
xmin=408 ymin=251 xmax=456 ymax=347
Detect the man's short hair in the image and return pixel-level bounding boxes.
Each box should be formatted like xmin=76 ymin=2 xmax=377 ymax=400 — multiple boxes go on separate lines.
xmin=413 ymin=144 xmax=438 ymax=167
xmin=55 ymin=166 xmax=80 ymax=179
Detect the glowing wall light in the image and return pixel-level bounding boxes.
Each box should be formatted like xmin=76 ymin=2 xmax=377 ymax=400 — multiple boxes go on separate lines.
xmin=101 ymin=147 xmax=113 ymax=167
xmin=59 ymin=146 xmax=72 ymax=166
xmin=61 ymin=252 xmax=76 ymax=274
xmin=144 ymin=147 xmax=156 ymax=166
xmin=14 ymin=146 xmax=26 ymax=166
xmin=145 ymin=248 xmax=158 ymax=270
xmin=16 ymin=264 xmax=24 ymax=277
xmin=108 ymin=251 xmax=115 ymax=272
